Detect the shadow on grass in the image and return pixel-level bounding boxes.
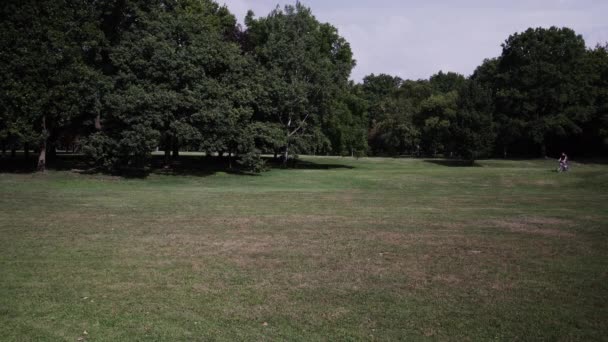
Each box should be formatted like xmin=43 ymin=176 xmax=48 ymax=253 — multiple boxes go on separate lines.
xmin=286 ymin=159 xmax=354 ymax=170
xmin=0 ymin=153 xmax=354 ymax=177
xmin=149 ymin=155 xmax=247 ymax=178
xmin=0 ymin=153 xmax=95 ymax=173
xmin=571 ymin=158 xmax=608 ymax=165
xmin=0 ymin=159 xmax=36 ymax=173
xmin=424 ymin=159 xmax=480 ymax=167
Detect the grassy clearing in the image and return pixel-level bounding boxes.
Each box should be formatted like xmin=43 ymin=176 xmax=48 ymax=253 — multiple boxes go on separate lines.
xmin=1 ymin=157 xmax=607 ymax=341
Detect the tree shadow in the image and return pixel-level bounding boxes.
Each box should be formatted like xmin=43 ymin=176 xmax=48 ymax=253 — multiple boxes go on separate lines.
xmin=266 ymin=158 xmax=354 ymax=170
xmin=423 ymin=159 xmax=480 ymax=167
xmin=148 ymin=155 xmax=255 ymax=177
xmin=0 ymin=153 xmax=354 ymax=177
xmin=0 ymin=152 xmax=96 ymax=173
xmin=0 ymin=158 xmax=37 ymax=173
xmin=571 ymin=158 xmax=608 ymax=165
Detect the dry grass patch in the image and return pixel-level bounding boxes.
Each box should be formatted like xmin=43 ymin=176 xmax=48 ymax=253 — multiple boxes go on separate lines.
xmin=485 ymin=216 xmax=575 ymax=237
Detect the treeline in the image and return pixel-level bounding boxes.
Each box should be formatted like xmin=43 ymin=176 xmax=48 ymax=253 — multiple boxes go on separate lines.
xmin=364 ymin=28 xmax=608 ymax=160
xmin=1 ymin=1 xmax=607 ymax=173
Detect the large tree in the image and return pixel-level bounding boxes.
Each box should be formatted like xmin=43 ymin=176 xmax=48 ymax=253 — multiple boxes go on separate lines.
xmin=367 ymin=83 xmax=423 ymax=156
xmin=0 ymin=0 xmax=103 ymax=171
xmin=584 ymin=44 xmax=608 ymax=155
xmin=324 ymin=83 xmax=368 ymax=156
xmin=415 ymin=91 xmax=458 ymax=156
xmin=84 ymin=0 xmax=254 ymax=172
xmin=494 ymin=27 xmax=594 ymax=157
xmin=361 ymin=74 xmax=403 ymax=126
xmin=243 ymin=2 xmax=355 ymax=164
xmin=450 ymin=80 xmax=495 ymax=161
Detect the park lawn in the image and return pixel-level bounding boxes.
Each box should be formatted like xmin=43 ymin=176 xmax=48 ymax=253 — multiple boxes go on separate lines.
xmin=0 ymin=157 xmax=607 ymax=341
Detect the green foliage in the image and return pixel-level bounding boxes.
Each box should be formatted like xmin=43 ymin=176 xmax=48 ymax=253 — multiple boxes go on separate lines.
xmin=361 ymin=74 xmax=403 ymax=125
xmin=494 ymin=27 xmax=594 ymax=156
xmin=243 ymin=2 xmax=355 ymax=160
xmin=417 ymin=92 xmax=458 ymax=155
xmin=81 ymin=0 xmax=254 ymax=172
xmin=1 ymin=0 xmax=607 ymax=174
xmin=236 ymin=149 xmax=266 ymax=173
xmin=245 ymin=122 xmax=287 ymax=154
xmin=369 ymin=90 xmax=420 ymax=156
xmin=451 ymin=81 xmax=495 ymax=160
xmin=586 ymin=44 xmax=608 ymax=152
xmin=0 ymin=0 xmax=104 ymax=169
xmin=324 ymin=84 xmax=368 ymax=156
xmin=430 ymin=71 xmax=466 ymax=94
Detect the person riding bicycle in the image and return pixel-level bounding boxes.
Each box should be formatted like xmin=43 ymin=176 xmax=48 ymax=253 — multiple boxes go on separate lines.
xmin=558 ymin=152 xmax=568 ymax=172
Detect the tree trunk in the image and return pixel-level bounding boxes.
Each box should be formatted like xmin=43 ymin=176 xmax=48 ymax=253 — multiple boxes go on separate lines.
xmin=283 ymin=143 xmax=289 ymax=167
xmin=37 ymin=116 xmax=47 ymax=172
xmin=164 ymin=149 xmax=171 ymax=167
xmin=1 ymin=142 xmax=6 ymax=157
xmin=94 ymin=112 xmax=102 ymax=130
xmin=274 ymin=151 xmax=278 ymax=160
xmin=163 ymin=135 xmax=171 ymax=168
xmin=24 ymin=143 xmax=30 ymax=160
xmin=540 ymin=143 xmax=546 ymax=158
xmin=11 ymin=147 xmax=16 ymax=158
xmin=503 ymin=145 xmax=507 ymax=159
xmin=171 ymin=137 xmax=179 ymax=161
xmin=47 ymin=141 xmax=56 ymax=163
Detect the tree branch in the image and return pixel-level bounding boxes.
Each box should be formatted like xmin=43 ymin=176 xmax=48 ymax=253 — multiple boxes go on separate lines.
xmin=288 ymin=111 xmax=310 ymax=137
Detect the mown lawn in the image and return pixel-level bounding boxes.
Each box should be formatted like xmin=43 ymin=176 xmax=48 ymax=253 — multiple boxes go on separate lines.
xmin=1 ymin=157 xmax=607 ymax=341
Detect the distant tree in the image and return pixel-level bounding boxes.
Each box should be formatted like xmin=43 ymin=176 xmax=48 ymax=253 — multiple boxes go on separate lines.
xmin=471 ymin=58 xmax=499 ymax=86
xmin=415 ymin=92 xmax=458 ymax=156
xmin=450 ymin=80 xmax=495 ymax=162
xmin=471 ymin=58 xmax=518 ymax=158
xmin=494 ymin=27 xmax=595 ymax=157
xmin=368 ymin=87 xmax=420 ymax=156
xmin=399 ymin=79 xmax=434 ymax=105
xmin=430 ymin=71 xmax=466 ymax=94
xmin=324 ymin=83 xmax=368 ymax=156
xmin=361 ymin=74 xmax=403 ymax=125
xmin=584 ymin=44 xmax=608 ymax=154
xmin=398 ymin=72 xmax=470 ymax=158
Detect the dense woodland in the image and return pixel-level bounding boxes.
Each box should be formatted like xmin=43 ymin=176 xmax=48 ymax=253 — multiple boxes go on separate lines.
xmin=1 ymin=0 xmax=607 ymax=173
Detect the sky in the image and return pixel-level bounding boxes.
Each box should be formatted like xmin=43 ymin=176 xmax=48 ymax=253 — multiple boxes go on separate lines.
xmin=220 ymin=0 xmax=608 ymax=82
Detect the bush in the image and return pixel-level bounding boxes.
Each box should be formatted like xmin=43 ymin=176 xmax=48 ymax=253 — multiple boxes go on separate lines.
xmin=237 ymin=150 xmax=266 ymax=173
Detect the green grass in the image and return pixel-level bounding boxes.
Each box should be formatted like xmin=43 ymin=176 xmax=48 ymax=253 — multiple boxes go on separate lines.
xmin=1 ymin=156 xmax=607 ymax=341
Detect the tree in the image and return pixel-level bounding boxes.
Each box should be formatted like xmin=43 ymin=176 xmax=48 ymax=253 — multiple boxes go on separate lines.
xmin=367 ymin=85 xmax=420 ymax=156
xmin=584 ymin=44 xmax=608 ymax=155
xmin=450 ymin=80 xmax=495 ymax=161
xmin=494 ymin=27 xmax=594 ymax=157
xmin=430 ymin=71 xmax=466 ymax=94
xmin=415 ymin=92 xmax=458 ymax=156
xmin=243 ymin=2 xmax=355 ymax=164
xmin=361 ymin=74 xmax=403 ymax=125
xmin=0 ymin=0 xmax=103 ymax=171
xmin=84 ymin=0 xmax=254 ymax=173
xmin=319 ymin=82 xmax=368 ymax=156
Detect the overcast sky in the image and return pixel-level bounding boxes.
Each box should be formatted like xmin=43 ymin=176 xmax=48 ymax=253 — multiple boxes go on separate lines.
xmin=220 ymin=0 xmax=608 ymax=82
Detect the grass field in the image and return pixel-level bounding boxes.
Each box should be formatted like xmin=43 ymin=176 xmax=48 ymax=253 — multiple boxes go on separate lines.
xmin=1 ymin=156 xmax=607 ymax=341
